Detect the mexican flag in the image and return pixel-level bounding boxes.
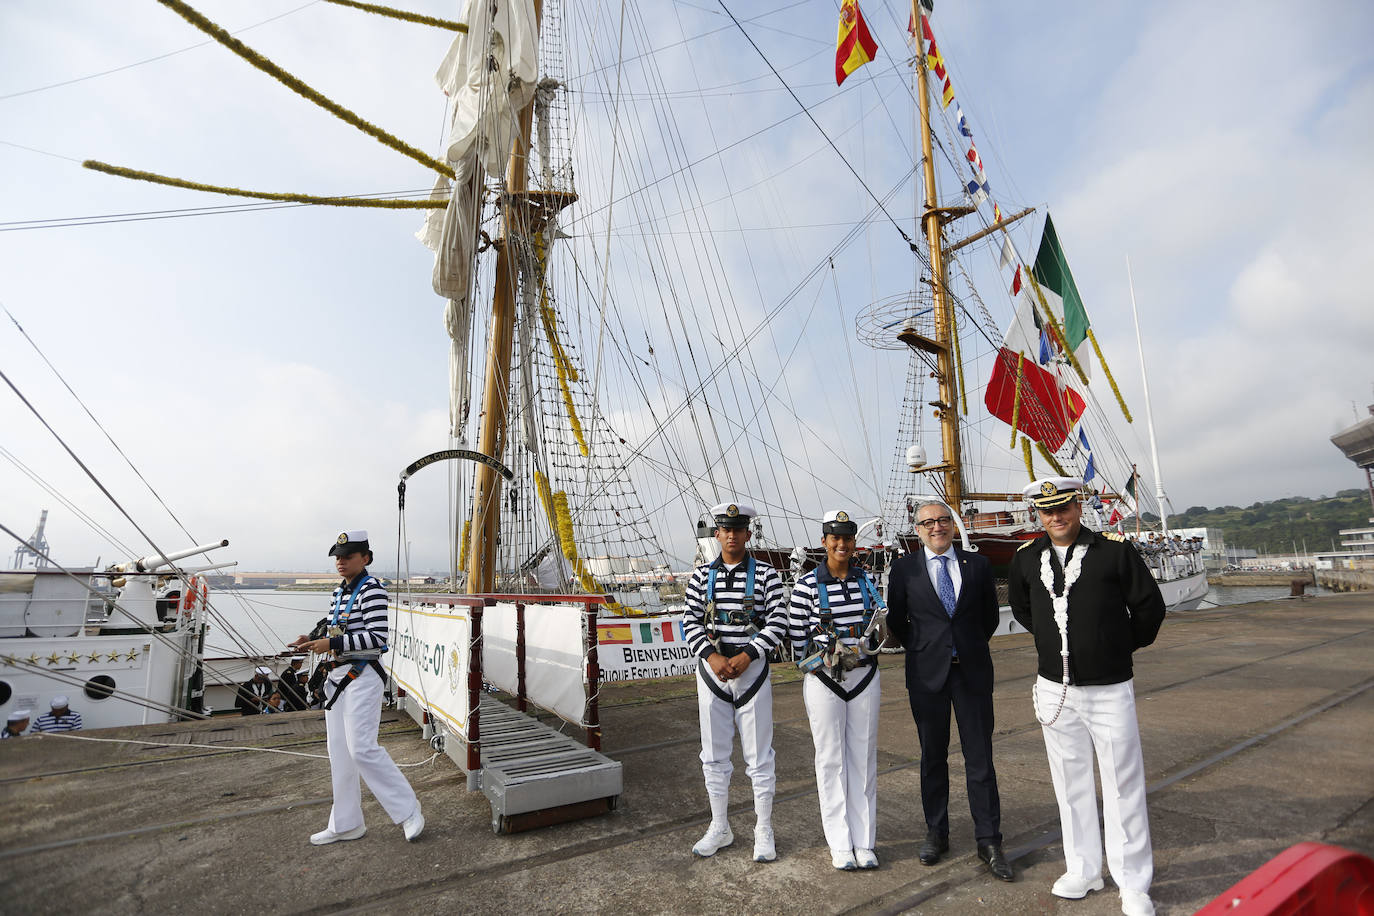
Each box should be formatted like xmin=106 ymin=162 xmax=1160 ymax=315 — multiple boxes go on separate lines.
xmin=1031 ymin=214 xmax=1092 ymax=378
xmin=984 ymin=291 xmax=1087 ymax=451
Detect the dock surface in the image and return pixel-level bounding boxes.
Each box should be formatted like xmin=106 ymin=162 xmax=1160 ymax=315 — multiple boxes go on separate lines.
xmin=2 ymin=593 xmax=1372 ymax=914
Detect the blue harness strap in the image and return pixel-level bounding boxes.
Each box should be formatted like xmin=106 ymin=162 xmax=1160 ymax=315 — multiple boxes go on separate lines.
xmin=706 ymin=557 xmax=758 ymax=627
xmin=330 ymin=574 xmax=376 ymax=630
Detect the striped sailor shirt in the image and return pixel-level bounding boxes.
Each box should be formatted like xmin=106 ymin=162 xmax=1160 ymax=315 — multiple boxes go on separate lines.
xmin=33 ymin=711 xmax=83 ymax=732
xmin=787 ymin=564 xmax=877 ymax=656
xmin=328 ymin=571 xmax=390 ymax=659
xmin=682 ymin=557 xmax=787 ymax=660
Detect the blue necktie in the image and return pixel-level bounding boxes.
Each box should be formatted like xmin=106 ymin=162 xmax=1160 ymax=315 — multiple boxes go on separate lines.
xmin=935 ymin=555 xmax=956 ymax=617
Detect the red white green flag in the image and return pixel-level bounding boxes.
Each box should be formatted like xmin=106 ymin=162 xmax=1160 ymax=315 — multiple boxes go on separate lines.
xmin=1031 ymin=214 xmax=1092 ymax=377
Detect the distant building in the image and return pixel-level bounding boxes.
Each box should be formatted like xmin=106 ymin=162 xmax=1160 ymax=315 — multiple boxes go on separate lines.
xmin=1313 ymin=520 xmax=1374 ymax=570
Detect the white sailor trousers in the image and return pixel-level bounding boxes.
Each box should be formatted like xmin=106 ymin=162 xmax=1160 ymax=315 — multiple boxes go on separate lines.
xmin=804 ymin=666 xmax=881 ymax=852
xmin=325 ymin=664 xmax=418 ymax=832
xmin=697 ymin=655 xmax=775 ymax=801
xmin=1035 ymin=676 xmax=1153 ymax=895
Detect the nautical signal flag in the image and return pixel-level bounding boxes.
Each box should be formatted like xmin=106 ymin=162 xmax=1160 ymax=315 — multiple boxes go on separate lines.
xmin=836 ymin=0 xmax=879 ymax=86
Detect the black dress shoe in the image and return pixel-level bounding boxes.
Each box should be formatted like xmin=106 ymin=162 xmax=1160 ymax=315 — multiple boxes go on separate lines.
xmin=977 ymin=842 xmax=1014 ymax=882
xmin=917 ymin=833 xmax=949 ymax=866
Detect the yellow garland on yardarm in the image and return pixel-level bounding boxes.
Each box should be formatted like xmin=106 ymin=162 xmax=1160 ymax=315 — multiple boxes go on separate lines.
xmin=547 ymin=484 xmax=627 ymax=614
xmin=950 ymin=308 xmax=968 ymax=416
xmin=1008 ymin=352 xmax=1025 ymax=449
xmin=1085 ymin=329 xmax=1133 ymax=423
xmin=552 ymin=492 xmax=578 ymax=562
xmin=83 ymin=162 xmax=446 ymax=208
xmin=154 ymin=0 xmax=454 ymax=180
xmin=534 ymin=470 xmax=560 ymax=540
xmin=1036 ymin=441 xmax=1068 ymax=477
xmin=321 ymin=0 xmax=467 ymax=31
xmin=1021 ymin=436 xmax=1035 ymax=480
xmin=458 ymin=519 xmax=471 ymax=570
xmin=532 ymin=234 xmax=589 ymax=458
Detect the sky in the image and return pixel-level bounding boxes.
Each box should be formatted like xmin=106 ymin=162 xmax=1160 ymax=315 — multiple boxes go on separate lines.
xmin=2 ymin=0 xmax=1371 ymax=576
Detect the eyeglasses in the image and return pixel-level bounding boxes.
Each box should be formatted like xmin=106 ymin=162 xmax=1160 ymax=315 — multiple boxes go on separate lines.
xmin=917 ymin=515 xmax=953 ymax=530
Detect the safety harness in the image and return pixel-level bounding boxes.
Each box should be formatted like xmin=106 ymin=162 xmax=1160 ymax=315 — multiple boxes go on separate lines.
xmin=698 ymin=557 xmax=770 ymax=708
xmin=321 ymin=573 xmax=389 ymax=711
xmin=703 ymin=557 xmax=763 ymax=648
xmin=798 ymin=567 xmax=887 ymax=701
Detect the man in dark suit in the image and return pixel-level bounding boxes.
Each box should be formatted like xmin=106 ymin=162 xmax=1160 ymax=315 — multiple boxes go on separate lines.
xmin=887 ymin=500 xmax=1012 ymax=882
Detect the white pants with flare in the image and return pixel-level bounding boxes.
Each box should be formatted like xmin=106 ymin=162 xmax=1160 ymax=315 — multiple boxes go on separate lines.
xmin=803 ymin=666 xmax=880 ymax=853
xmin=1036 ymin=675 xmax=1153 ymax=895
xmin=324 ymin=663 xmax=418 ymax=833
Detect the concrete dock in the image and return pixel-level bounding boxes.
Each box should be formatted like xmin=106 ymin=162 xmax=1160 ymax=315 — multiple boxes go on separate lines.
xmin=2 ymin=593 xmax=1372 ymax=915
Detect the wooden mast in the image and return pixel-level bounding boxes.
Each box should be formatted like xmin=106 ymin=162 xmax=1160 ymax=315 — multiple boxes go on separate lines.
xmin=465 ymin=0 xmax=544 ymax=594
xmin=912 ymin=0 xmax=964 ymax=514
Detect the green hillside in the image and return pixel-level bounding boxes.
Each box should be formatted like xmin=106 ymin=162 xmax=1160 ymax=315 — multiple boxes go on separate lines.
xmin=1145 ymin=490 xmax=1371 ymax=552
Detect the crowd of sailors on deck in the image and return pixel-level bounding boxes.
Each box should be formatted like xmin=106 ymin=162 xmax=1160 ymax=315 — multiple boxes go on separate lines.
xmin=1130 ymin=533 xmax=1205 ymax=578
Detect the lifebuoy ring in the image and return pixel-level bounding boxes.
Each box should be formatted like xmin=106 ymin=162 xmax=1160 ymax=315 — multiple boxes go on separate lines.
xmin=181 ymin=575 xmax=207 ymax=615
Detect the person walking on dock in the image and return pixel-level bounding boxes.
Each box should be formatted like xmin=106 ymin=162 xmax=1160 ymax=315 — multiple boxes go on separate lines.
xmin=788 ymin=510 xmax=886 ymax=871
xmin=289 ymin=530 xmax=423 ymax=846
xmin=887 ymin=500 xmax=1011 ymax=881
xmin=1009 ymin=478 xmax=1166 ymax=916
xmin=681 ymin=502 xmax=788 ymax=862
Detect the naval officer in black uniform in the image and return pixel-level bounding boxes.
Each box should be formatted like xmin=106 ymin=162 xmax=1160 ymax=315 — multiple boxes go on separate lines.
xmin=1009 ymin=478 xmax=1165 ymax=916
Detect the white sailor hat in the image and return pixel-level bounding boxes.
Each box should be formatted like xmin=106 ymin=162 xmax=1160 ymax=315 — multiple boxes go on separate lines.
xmin=328 ymin=529 xmax=370 ymax=557
xmin=50 ymin=695 xmax=69 ymax=709
xmin=1023 ymin=476 xmax=1084 ymax=510
xmin=821 ymin=509 xmax=858 ymax=536
xmin=710 ymin=502 xmax=755 ymax=530
xmin=254 ymin=666 xmax=273 ymax=677
xmin=8 ymin=709 xmax=30 ymax=723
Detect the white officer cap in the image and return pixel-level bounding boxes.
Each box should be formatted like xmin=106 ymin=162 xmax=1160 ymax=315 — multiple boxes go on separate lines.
xmin=328 ymin=530 xmax=371 ymax=557
xmin=255 ymin=666 xmax=273 ymax=677
xmin=1023 ymin=477 xmax=1084 ymax=509
xmin=50 ymin=695 xmax=69 ymax=709
xmin=821 ymin=509 xmax=858 ymax=536
xmin=709 ymin=502 xmax=755 ymax=530
xmin=8 ymin=709 xmax=30 ymax=723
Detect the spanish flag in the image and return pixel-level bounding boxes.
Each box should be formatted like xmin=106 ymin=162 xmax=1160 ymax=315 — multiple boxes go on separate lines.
xmin=835 ymin=0 xmax=879 ymax=86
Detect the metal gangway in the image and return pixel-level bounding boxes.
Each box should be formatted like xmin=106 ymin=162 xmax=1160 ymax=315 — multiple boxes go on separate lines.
xmin=386 ymin=594 xmax=622 ymax=833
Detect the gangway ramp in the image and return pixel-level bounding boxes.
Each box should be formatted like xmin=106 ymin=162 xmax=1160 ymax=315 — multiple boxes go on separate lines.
xmin=476 ymin=697 xmax=621 ymax=833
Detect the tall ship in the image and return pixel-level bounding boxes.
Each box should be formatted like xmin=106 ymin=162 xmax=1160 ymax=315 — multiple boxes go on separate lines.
xmin=68 ymin=0 xmax=1206 ymax=618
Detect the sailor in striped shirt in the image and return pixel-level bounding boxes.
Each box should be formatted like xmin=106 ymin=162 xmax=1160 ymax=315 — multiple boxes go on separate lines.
xmin=290 ymin=530 xmax=423 ymax=846
xmin=33 ymin=696 xmax=83 ymax=732
xmin=788 ymin=509 xmax=887 ymax=871
xmin=681 ymin=502 xmax=788 ymax=863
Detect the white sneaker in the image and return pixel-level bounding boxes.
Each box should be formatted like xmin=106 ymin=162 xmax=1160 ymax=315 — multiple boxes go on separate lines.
xmin=692 ymin=822 xmax=733 ymax=857
xmin=1120 ymin=888 xmax=1156 ymax=916
xmin=831 ymin=848 xmax=858 ymax=871
xmin=310 ymin=824 xmax=366 ymax=846
xmin=402 ymin=804 xmax=424 ymax=842
xmin=753 ymin=825 xmax=776 ymax=862
xmin=855 ymin=848 xmax=879 ymax=870
xmin=1052 ymin=873 xmax=1105 ymax=899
